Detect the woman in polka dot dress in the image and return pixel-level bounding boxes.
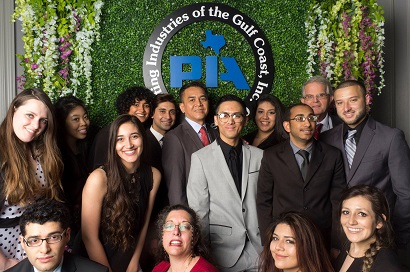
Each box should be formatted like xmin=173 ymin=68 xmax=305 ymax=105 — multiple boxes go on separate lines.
xmin=0 ymin=89 xmax=63 ymax=270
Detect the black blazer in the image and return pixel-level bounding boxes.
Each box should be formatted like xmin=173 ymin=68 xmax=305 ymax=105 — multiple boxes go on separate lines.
xmin=5 ymin=252 xmax=108 ymax=272
xmin=162 ymin=119 xmax=218 ymax=205
xmin=257 ymin=139 xmax=346 ymax=245
xmin=145 ymin=128 xmax=163 ymax=173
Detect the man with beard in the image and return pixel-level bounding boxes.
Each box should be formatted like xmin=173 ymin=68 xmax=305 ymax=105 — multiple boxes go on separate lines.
xmin=321 ymin=80 xmax=410 ymax=268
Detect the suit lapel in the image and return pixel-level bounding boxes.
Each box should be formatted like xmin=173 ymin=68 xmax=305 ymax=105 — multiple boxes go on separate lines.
xmin=304 ymin=141 xmax=324 ymax=186
xmin=347 ymin=118 xmax=375 ymax=182
xmin=282 ymin=142 xmax=303 ymax=179
xmin=182 ymin=120 xmax=204 ymax=149
xmin=212 ymin=142 xmax=241 ymax=199
xmin=240 ymin=145 xmax=250 ymax=201
xmin=61 ymin=252 xmax=76 ymax=272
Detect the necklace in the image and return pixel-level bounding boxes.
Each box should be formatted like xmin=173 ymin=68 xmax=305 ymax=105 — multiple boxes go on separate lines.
xmin=168 ymin=255 xmax=193 ymax=272
xmin=346 ymin=250 xmax=364 ymax=259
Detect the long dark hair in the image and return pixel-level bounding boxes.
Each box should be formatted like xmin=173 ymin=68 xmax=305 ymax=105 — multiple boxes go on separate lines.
xmin=339 ymin=185 xmax=394 ymax=272
xmin=101 ymin=114 xmax=147 ymax=250
xmin=258 ymin=212 xmax=333 ymax=272
xmin=0 ymin=88 xmax=62 ymax=205
xmin=255 ymin=94 xmax=288 ymax=142
xmin=156 ymin=205 xmax=211 ymax=263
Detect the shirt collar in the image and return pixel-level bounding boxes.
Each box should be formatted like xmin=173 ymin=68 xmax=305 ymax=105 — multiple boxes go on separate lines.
xmin=318 ymin=113 xmax=331 ymax=131
xmin=185 ymin=117 xmax=204 ymax=133
xmin=289 ymin=139 xmax=314 ymax=155
xmin=150 ymin=126 xmax=164 ymax=143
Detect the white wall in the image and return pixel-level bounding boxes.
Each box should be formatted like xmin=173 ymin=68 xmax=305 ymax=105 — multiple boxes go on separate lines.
xmin=0 ymin=0 xmax=16 ymax=121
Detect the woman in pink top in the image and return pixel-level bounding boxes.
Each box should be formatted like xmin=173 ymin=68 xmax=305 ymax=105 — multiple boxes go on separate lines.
xmin=152 ymin=205 xmax=218 ymax=272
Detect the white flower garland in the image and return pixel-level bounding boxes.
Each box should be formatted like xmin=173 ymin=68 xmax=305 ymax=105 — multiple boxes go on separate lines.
xmin=12 ymin=0 xmax=104 ymax=103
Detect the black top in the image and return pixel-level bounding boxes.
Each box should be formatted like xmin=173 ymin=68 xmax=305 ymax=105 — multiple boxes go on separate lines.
xmin=333 ymin=244 xmax=404 ymax=272
xmin=243 ymin=130 xmax=285 ymax=150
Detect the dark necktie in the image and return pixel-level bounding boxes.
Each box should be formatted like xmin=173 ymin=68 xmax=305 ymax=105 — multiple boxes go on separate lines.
xmin=297 ymin=149 xmax=310 ymax=181
xmin=314 ymin=123 xmax=323 ymax=140
xmin=345 ymin=130 xmax=357 ymax=168
xmin=199 ymin=126 xmax=210 ymax=146
xmin=229 ymin=148 xmax=241 ymax=195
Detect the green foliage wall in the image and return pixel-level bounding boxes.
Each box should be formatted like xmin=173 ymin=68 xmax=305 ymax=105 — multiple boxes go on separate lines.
xmin=85 ymin=0 xmax=311 ymax=128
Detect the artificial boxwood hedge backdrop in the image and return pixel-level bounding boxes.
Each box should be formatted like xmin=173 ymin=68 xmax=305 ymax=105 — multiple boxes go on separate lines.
xmin=87 ymin=0 xmax=310 ymax=129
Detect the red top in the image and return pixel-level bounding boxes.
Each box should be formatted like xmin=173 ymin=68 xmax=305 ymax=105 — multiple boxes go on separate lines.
xmin=152 ymin=256 xmax=219 ymax=272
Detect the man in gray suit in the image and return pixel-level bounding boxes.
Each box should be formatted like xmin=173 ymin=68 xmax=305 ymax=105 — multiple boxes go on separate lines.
xmin=321 ymin=80 xmax=410 ymax=268
xmin=187 ymin=94 xmax=263 ymax=272
xmin=162 ymin=81 xmax=217 ymax=205
xmin=5 ymin=199 xmax=108 ymax=272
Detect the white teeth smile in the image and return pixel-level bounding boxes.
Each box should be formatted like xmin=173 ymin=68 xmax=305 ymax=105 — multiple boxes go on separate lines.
xmin=124 ymin=150 xmax=135 ymax=155
xmin=348 ymin=227 xmax=361 ymax=232
xmin=170 ymin=241 xmax=181 ymax=245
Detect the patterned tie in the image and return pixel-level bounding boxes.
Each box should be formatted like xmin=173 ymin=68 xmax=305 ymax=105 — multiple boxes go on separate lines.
xmin=314 ymin=123 xmax=323 ymax=140
xmin=199 ymin=126 xmax=210 ymax=146
xmin=345 ymin=130 xmax=357 ymax=168
xmin=297 ymin=150 xmax=310 ymax=181
xmin=159 ymin=137 xmax=163 ymax=148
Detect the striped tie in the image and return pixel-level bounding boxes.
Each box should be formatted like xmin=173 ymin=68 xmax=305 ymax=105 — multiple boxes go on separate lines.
xmin=345 ymin=130 xmax=357 ymax=168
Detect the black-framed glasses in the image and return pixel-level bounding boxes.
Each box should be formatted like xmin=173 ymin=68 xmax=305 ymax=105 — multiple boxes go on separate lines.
xmin=303 ymin=93 xmax=328 ymax=101
xmin=216 ymin=112 xmax=244 ymax=123
xmin=23 ymin=229 xmax=67 ymax=247
xmin=163 ymin=222 xmax=193 ymax=232
xmin=289 ymin=115 xmax=318 ymax=122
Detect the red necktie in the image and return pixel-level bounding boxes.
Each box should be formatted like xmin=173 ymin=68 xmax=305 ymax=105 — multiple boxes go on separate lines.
xmin=199 ymin=126 xmax=210 ymax=146
xmin=314 ymin=123 xmax=323 ymax=140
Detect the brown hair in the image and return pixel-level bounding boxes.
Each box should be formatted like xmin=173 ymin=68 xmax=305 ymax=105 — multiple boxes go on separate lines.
xmin=339 ymin=185 xmax=394 ymax=272
xmin=0 ymin=88 xmax=62 ymax=205
xmin=155 ymin=204 xmax=211 ymax=263
xmin=101 ymin=114 xmax=147 ymax=250
xmin=258 ymin=212 xmax=334 ymax=272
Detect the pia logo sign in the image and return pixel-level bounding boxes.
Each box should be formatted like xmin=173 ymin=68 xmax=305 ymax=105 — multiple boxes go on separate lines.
xmin=143 ymin=3 xmax=274 ymax=114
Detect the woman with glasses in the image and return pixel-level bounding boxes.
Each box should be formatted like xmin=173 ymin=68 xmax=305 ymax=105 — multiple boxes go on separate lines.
xmin=81 ymin=114 xmax=160 ymax=272
xmin=334 ymin=185 xmax=403 ymax=272
xmin=258 ymin=212 xmax=334 ymax=272
xmin=152 ymin=205 xmax=218 ymax=272
xmin=243 ymin=94 xmax=287 ymax=150
xmin=0 ymin=89 xmax=63 ymax=270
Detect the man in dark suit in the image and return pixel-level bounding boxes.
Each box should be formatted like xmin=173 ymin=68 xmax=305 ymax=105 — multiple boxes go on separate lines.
xmin=5 ymin=199 xmax=107 ymax=272
xmin=188 ymin=95 xmax=263 ymax=271
xmin=141 ymin=93 xmax=176 ymax=271
xmin=162 ymin=81 xmax=217 ymax=205
xmin=301 ymin=75 xmax=342 ymax=138
xmin=257 ymin=103 xmax=346 ymax=247
xmin=321 ymin=80 xmax=410 ymax=268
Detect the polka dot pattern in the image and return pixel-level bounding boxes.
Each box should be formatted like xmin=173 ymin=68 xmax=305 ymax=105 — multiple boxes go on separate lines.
xmin=0 ymin=159 xmax=47 ymax=260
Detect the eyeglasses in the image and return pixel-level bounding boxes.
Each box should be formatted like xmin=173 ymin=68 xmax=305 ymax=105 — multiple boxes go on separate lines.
xmin=216 ymin=112 xmax=244 ymax=123
xmin=23 ymin=229 xmax=67 ymax=247
xmin=303 ymin=93 xmax=328 ymax=101
xmin=289 ymin=115 xmax=318 ymax=122
xmin=163 ymin=222 xmax=193 ymax=232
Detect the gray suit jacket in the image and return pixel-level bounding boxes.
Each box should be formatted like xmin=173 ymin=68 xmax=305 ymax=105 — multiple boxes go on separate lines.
xmin=162 ymin=119 xmax=217 ymax=205
xmin=187 ymin=141 xmax=263 ymax=268
xmin=5 ymin=252 xmax=108 ymax=272
xmin=321 ymin=117 xmax=410 ymax=246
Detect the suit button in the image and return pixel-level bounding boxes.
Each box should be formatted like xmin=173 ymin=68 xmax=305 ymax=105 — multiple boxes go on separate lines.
xmin=303 ymin=188 xmax=308 ymax=192
xmin=303 ymin=206 xmax=308 ymax=210
xmin=242 ymin=208 xmax=246 ymax=212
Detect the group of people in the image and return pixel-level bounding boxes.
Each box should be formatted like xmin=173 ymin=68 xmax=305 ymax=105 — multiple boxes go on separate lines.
xmin=0 ymin=76 xmax=409 ymax=272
